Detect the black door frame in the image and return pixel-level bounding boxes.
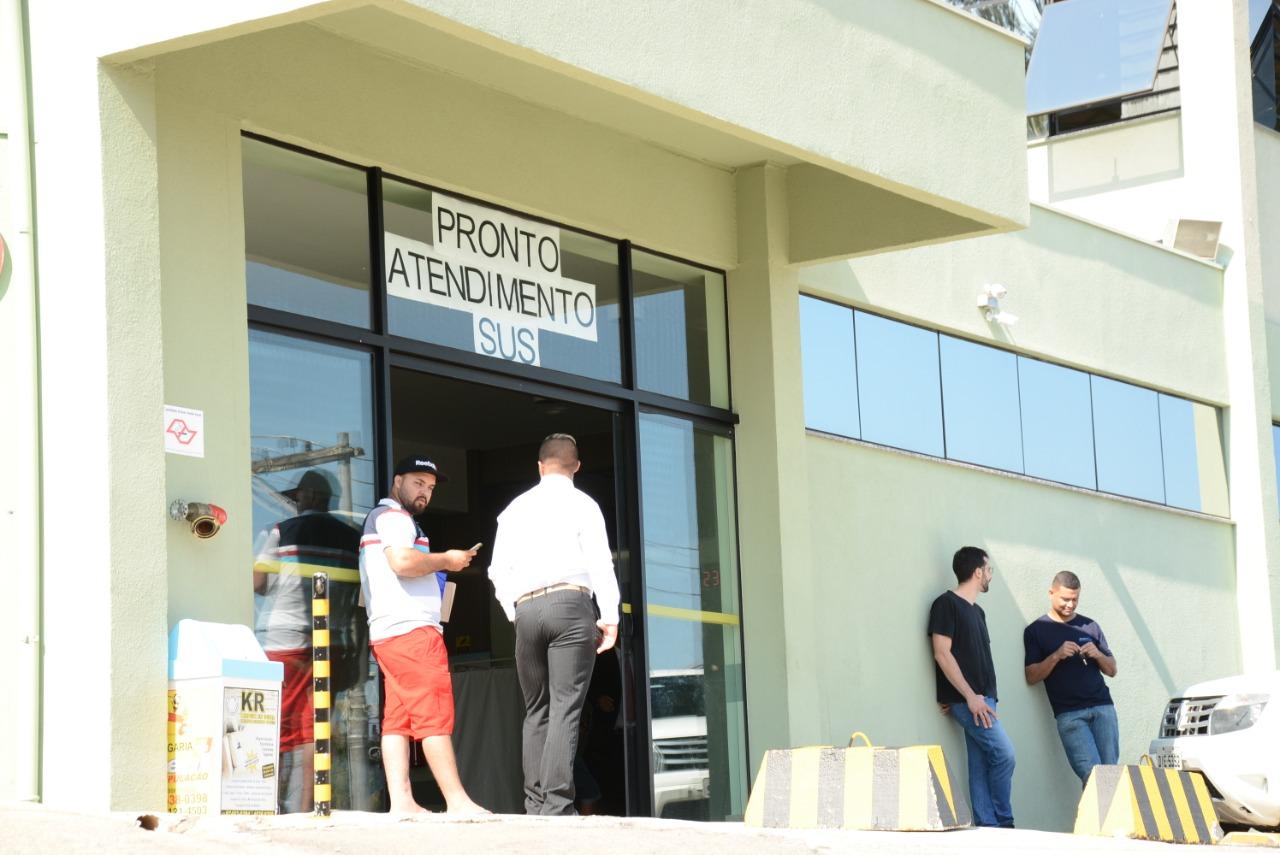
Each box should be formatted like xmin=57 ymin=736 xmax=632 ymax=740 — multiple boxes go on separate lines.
xmin=383 ymin=351 xmax=654 ymax=816
xmin=243 ymin=130 xmax=743 ymax=818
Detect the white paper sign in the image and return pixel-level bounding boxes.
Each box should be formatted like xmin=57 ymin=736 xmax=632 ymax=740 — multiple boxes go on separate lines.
xmin=473 ymin=314 xmax=541 ymax=366
xmin=164 ymin=405 xmax=205 ymax=458
xmin=219 ymin=686 xmax=279 ymax=814
xmin=383 ymin=193 xmax=598 ymax=366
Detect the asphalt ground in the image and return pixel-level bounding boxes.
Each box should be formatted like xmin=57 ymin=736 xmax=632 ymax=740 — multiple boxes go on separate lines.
xmin=1 ymin=802 xmax=1264 ymax=854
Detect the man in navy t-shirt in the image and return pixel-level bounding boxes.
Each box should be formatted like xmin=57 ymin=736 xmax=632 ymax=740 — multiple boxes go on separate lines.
xmin=1023 ymin=571 xmax=1119 ymax=785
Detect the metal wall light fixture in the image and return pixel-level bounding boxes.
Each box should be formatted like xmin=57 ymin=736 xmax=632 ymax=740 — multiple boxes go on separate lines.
xmin=977 ymin=283 xmax=1018 ymax=326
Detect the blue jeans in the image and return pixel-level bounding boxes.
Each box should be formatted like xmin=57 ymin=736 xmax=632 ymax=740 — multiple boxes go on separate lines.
xmin=949 ymin=697 xmax=1016 ymax=828
xmin=1055 ymin=704 xmax=1119 ymax=784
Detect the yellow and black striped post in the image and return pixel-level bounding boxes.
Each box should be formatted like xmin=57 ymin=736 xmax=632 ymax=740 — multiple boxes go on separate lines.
xmin=312 ymin=572 xmax=332 ymax=817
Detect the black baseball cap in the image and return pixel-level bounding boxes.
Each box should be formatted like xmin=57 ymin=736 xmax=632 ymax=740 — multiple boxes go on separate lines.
xmin=282 ymin=468 xmax=339 ymax=500
xmin=393 ymin=455 xmax=447 ymax=482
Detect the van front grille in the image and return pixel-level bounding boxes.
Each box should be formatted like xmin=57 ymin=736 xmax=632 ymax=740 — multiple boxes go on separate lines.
xmin=1160 ymin=696 xmax=1223 ymax=738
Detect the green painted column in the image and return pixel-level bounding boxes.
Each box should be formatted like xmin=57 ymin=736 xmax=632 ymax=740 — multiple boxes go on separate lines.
xmin=728 ymin=165 xmax=824 ymax=774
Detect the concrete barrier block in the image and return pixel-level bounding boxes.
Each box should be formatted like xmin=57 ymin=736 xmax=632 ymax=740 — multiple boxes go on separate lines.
xmin=1073 ymin=764 xmax=1223 ymax=845
xmin=744 ymin=743 xmax=971 ymax=831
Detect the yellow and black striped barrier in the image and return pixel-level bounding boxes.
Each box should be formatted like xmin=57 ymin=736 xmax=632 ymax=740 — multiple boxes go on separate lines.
xmin=1073 ymin=761 xmax=1223 ymax=845
xmin=312 ymin=572 xmax=332 ymax=817
xmin=744 ymin=733 xmax=971 ymax=831
xmin=1222 ymin=830 xmax=1280 ymax=847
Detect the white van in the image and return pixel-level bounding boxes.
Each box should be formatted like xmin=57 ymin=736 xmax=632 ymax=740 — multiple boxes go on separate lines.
xmin=650 ymin=669 xmax=711 ymax=818
xmin=1148 ymin=671 xmax=1280 ymax=828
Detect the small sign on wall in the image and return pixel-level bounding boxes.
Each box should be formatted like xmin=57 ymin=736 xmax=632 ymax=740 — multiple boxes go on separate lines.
xmin=164 ymin=404 xmax=205 ymax=458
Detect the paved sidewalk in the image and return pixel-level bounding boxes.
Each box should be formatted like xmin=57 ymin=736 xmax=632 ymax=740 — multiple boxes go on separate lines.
xmin=0 ymin=802 xmax=1238 ymax=854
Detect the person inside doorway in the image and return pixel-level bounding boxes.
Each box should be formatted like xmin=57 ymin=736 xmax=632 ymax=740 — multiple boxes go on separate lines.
xmin=488 ymin=433 xmax=621 ymax=815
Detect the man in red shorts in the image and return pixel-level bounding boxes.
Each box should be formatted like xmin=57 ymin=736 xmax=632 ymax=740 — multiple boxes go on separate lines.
xmin=359 ymin=455 xmax=486 ymax=814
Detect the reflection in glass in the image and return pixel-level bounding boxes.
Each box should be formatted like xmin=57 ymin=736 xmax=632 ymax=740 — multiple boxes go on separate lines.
xmin=1092 ymin=376 xmax=1164 ymax=503
xmin=243 ymin=138 xmax=371 ymax=327
xmin=799 ymin=296 xmax=859 ymax=437
xmin=538 ymin=231 xmax=624 ymax=383
xmin=1275 ymin=424 xmax=1280 ymax=512
xmin=632 ymin=251 xmax=729 ymax=407
xmin=1025 ymin=0 xmax=1173 ymax=115
xmin=1159 ymin=395 xmax=1196 ymax=511
xmin=939 ymin=335 xmax=1023 ymax=473
xmin=1159 ymin=396 xmax=1229 ymax=516
xmin=1253 ymin=9 xmax=1278 ymax=131
xmin=381 ymin=179 xmax=623 ymax=382
xmin=639 ymin=413 xmax=747 ymax=821
xmin=854 ymin=312 xmax=943 ymax=456
xmin=248 ymin=329 xmax=383 ymax=812
xmin=1019 ymin=357 xmax=1096 ymax=489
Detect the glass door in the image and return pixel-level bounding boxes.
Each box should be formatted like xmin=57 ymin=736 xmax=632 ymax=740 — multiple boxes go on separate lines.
xmin=637 ymin=412 xmax=747 ymax=820
xmin=248 ymin=328 xmax=383 ymax=812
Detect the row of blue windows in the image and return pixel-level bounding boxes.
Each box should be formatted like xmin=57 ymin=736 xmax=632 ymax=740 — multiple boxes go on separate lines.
xmin=800 ymin=296 xmax=1229 ymax=516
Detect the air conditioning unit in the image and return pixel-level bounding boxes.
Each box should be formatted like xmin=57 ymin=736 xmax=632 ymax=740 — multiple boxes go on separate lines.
xmin=1163 ymin=219 xmax=1223 ymax=260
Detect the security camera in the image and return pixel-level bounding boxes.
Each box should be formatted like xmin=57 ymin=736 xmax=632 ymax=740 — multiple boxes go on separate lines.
xmin=992 ymin=311 xmax=1019 ymax=326
xmin=985 ymin=283 xmax=1008 ymax=300
xmin=169 ymin=500 xmax=227 ymax=539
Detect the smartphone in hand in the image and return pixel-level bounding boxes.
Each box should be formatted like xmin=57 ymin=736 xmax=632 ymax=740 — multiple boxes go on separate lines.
xmin=469 ymin=542 xmax=483 ymax=553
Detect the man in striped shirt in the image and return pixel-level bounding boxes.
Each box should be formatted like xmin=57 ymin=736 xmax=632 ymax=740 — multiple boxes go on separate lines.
xmin=359 ymin=455 xmax=486 ymax=814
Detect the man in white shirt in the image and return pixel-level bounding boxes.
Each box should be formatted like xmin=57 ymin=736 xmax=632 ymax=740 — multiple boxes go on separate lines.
xmin=488 ymin=433 xmax=620 ymax=815
xmin=360 ymin=455 xmax=486 ymax=814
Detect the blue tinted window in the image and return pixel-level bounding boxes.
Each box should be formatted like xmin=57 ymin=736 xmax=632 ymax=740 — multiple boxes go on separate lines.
xmin=1160 ymin=394 xmax=1201 ymax=511
xmin=1019 ymin=357 xmax=1096 ymax=489
xmin=798 ymin=305 xmax=1226 ymax=515
xmin=1025 ymin=0 xmax=1173 ymax=115
xmin=633 ymin=251 xmax=729 ymax=407
xmin=243 ymin=138 xmax=371 ymax=328
xmin=1274 ymin=424 xmax=1280 ymax=508
xmin=800 ymin=297 xmax=859 ymax=437
xmin=854 ymin=312 xmax=943 ymax=456
xmin=939 ymin=335 xmax=1023 ymax=472
xmin=1092 ymin=376 xmax=1164 ymax=503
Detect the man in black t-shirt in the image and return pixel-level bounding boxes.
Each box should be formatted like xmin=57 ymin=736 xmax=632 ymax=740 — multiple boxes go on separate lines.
xmin=1024 ymin=571 xmax=1118 ymax=785
xmin=928 ymin=546 xmax=1016 ymax=829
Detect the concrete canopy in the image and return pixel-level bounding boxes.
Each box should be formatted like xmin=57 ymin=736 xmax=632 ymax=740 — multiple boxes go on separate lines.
xmin=103 ymin=0 xmax=1031 ymax=267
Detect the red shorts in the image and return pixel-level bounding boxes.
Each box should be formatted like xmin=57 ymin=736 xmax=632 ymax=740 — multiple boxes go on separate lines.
xmin=371 ymin=626 xmax=454 ymax=739
xmin=266 ymin=648 xmax=314 ymax=751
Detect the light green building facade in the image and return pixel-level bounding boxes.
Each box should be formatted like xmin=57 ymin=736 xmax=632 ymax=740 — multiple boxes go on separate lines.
xmin=1 ymin=0 xmax=1276 ymax=834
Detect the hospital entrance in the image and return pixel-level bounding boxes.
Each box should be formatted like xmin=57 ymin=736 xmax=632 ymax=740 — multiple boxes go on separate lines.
xmin=245 ymin=133 xmax=748 ymax=819
xmin=390 ymin=366 xmax=627 ymax=814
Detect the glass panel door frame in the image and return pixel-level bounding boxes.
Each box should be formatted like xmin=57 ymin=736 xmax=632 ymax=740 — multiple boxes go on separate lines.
xmin=633 ymin=406 xmax=749 ymax=820
xmin=242 ymin=130 xmax=745 ymax=818
xmin=246 ymin=329 xmax=746 ymax=818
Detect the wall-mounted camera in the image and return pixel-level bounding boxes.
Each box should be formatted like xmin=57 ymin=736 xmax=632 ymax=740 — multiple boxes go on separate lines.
xmin=169 ymin=500 xmax=227 ymax=539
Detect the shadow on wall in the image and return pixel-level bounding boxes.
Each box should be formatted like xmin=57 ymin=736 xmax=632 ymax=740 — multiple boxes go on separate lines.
xmin=803 ymin=440 xmax=1238 ymax=832
xmin=1046 ymin=117 xmax=1185 ymax=204
xmin=1095 ymin=556 xmax=1177 ymax=699
xmin=804 ymin=261 xmax=1019 ymax=351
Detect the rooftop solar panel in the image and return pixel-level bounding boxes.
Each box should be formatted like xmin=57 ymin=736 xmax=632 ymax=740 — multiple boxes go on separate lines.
xmin=1025 ymin=0 xmax=1174 ymax=116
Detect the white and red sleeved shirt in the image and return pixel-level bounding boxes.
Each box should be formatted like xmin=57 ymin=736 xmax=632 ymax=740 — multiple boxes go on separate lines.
xmin=359 ymin=498 xmax=442 ymax=642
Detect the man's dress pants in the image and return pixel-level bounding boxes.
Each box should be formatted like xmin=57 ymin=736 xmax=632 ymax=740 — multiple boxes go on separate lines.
xmin=514 ymin=588 xmax=597 ymax=815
